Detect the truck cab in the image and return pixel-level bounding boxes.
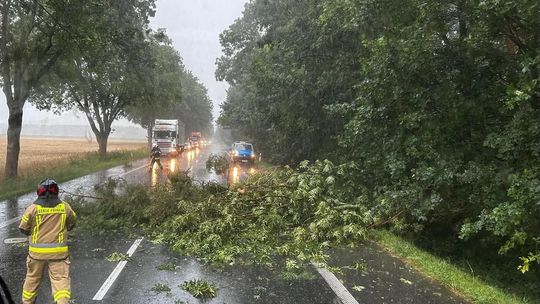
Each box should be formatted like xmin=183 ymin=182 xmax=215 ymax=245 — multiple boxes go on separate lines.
xmin=188 ymin=131 xmax=204 ymax=148
xmin=152 ymin=119 xmax=180 ymax=155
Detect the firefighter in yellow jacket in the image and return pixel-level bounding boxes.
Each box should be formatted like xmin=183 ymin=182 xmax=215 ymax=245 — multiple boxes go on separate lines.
xmin=19 ymin=179 xmax=77 ymax=304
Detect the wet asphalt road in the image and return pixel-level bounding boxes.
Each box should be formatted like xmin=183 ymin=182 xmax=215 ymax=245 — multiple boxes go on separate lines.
xmin=0 ymin=143 xmax=466 ymax=303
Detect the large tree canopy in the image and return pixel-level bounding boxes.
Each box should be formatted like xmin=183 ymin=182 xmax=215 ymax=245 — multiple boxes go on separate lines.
xmin=217 ymin=0 xmax=358 ymax=163
xmin=173 ymin=69 xmax=213 ymax=138
xmin=0 ymin=0 xmax=94 ymax=177
xmin=30 ymin=0 xmax=156 ymax=154
xmin=217 ymin=0 xmax=540 ymax=281
xmin=125 ymin=31 xmax=184 ymax=147
xmin=127 ymin=34 xmax=214 ymax=144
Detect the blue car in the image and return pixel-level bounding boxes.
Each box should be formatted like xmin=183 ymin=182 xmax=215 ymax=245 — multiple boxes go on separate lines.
xmin=230 ymin=141 xmax=256 ymax=164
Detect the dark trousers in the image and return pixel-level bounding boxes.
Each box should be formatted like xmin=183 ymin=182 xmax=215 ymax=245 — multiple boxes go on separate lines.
xmin=151 ymin=158 xmax=163 ymax=169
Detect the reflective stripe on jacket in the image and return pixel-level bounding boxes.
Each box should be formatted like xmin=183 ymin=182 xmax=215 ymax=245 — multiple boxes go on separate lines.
xmin=19 ymin=201 xmax=76 ymax=260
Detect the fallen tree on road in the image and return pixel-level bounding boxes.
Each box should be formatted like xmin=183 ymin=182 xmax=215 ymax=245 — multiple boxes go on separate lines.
xmin=71 ymin=159 xmax=539 ymax=302
xmin=73 ymin=160 xmax=385 ymax=268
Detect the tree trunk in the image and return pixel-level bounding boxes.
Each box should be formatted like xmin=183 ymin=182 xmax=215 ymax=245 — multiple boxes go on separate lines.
xmin=1 ymin=0 xmax=62 ymax=179
xmin=4 ymin=108 xmax=23 ymax=179
xmin=147 ymin=123 xmax=153 ymax=149
xmin=96 ymin=133 xmax=109 ymax=156
xmin=82 ymin=106 xmax=111 ymax=156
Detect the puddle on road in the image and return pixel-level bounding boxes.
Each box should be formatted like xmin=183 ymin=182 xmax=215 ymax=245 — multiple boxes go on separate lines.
xmin=227 ymin=164 xmax=256 ymax=187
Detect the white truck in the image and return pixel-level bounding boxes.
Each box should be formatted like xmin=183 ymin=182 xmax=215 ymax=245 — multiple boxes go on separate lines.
xmin=152 ymin=119 xmax=180 ymax=155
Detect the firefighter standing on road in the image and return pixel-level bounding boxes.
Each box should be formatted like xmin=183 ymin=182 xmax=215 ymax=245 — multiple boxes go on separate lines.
xmin=150 ymin=144 xmax=163 ymax=171
xmin=19 ymin=179 xmax=76 ymax=304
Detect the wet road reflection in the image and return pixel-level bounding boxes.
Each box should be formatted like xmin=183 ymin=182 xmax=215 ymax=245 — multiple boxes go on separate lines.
xmin=185 ymin=147 xmax=199 ymax=168
xmin=227 ymin=164 xmax=256 ymax=186
xmin=149 ymin=147 xmax=203 ymax=186
xmin=5 ymin=198 xmax=19 ymax=221
xmin=145 ymin=143 xmax=259 ymax=189
xmin=150 ymin=164 xmax=159 ymax=186
xmin=0 ymin=142 xmax=465 ymax=304
xmin=169 ymin=157 xmax=177 ymax=174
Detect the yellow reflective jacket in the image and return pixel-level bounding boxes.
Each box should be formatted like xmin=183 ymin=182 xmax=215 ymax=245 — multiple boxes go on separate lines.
xmin=19 ymin=201 xmax=77 ymax=260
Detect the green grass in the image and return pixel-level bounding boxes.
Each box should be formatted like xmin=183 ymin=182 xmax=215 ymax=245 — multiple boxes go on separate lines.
xmin=0 ymin=149 xmax=146 ymax=200
xmin=373 ymin=230 xmax=533 ymax=304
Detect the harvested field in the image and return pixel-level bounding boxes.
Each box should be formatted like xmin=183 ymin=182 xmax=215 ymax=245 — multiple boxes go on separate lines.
xmin=0 ymin=137 xmax=145 ymax=181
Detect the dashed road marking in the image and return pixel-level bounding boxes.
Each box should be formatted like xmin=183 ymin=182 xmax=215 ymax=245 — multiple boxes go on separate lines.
xmin=92 ymin=238 xmax=144 ymax=301
xmin=0 ymin=216 xmax=21 ymax=229
xmin=312 ymin=262 xmax=360 ymax=304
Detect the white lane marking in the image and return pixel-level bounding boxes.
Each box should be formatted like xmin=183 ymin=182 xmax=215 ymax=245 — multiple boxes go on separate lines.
xmin=116 ymin=164 xmax=147 ymax=177
xmin=0 ymin=216 xmax=21 ymax=229
xmin=0 ymin=162 xmax=146 ymax=230
xmin=312 ymin=262 xmax=360 ymax=304
xmin=93 ymin=238 xmax=144 ymax=301
xmin=4 ymin=237 xmax=27 ymax=244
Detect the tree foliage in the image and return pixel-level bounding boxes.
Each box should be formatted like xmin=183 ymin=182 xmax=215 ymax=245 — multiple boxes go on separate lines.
xmin=0 ymin=0 xmax=96 ymax=177
xmin=217 ymin=0 xmax=357 ymax=163
xmin=30 ymin=0 xmax=156 ymax=154
xmin=173 ymin=70 xmax=213 ymax=137
xmin=217 ymin=0 xmax=540 ymax=276
xmin=76 ymin=161 xmax=377 ymax=267
xmin=125 ymin=31 xmax=184 ymax=146
xmin=126 ymin=35 xmax=214 ymax=141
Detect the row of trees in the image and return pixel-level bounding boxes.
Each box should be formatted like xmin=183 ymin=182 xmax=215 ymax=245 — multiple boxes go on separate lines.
xmin=217 ymin=0 xmax=539 ymax=278
xmin=122 ymin=34 xmax=214 ymax=148
xmin=0 ymin=0 xmax=212 ymax=179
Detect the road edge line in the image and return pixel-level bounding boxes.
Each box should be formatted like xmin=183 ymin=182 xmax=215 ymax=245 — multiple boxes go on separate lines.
xmin=92 ymin=237 xmax=144 ymax=301
xmin=312 ymin=262 xmax=359 ymax=304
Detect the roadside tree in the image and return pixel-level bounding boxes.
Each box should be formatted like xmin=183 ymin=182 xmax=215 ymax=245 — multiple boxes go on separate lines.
xmin=217 ymin=0 xmax=540 ymax=278
xmin=0 ymin=0 xmax=88 ymax=178
xmin=217 ymin=0 xmax=358 ymax=163
xmin=173 ymin=70 xmax=213 ymax=138
xmin=31 ymin=0 xmax=156 ymax=155
xmin=126 ymin=31 xmax=184 ymax=148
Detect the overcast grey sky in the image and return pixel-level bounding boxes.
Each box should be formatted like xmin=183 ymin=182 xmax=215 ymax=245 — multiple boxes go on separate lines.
xmin=0 ymin=0 xmax=247 ymax=127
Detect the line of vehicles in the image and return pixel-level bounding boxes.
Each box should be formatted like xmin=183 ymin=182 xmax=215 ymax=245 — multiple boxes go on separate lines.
xmin=151 ymin=119 xmax=258 ymax=165
xmin=151 ymin=119 xmax=206 ymax=156
xmin=150 ymin=119 xmax=259 ymax=188
xmin=151 ymin=117 xmax=259 ymax=183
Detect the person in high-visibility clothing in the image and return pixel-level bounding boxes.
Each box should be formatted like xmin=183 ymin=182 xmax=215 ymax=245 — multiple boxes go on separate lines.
xmin=149 ymin=144 xmax=163 ymax=171
xmin=19 ymin=178 xmax=77 ymax=304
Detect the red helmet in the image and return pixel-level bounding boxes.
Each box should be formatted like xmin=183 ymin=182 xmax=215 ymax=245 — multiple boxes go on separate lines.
xmin=37 ymin=178 xmax=59 ymax=197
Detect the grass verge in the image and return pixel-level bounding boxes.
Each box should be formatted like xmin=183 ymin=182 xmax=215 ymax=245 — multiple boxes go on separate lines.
xmin=373 ymin=230 xmax=532 ymax=304
xmin=0 ymin=149 xmax=146 ymax=200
